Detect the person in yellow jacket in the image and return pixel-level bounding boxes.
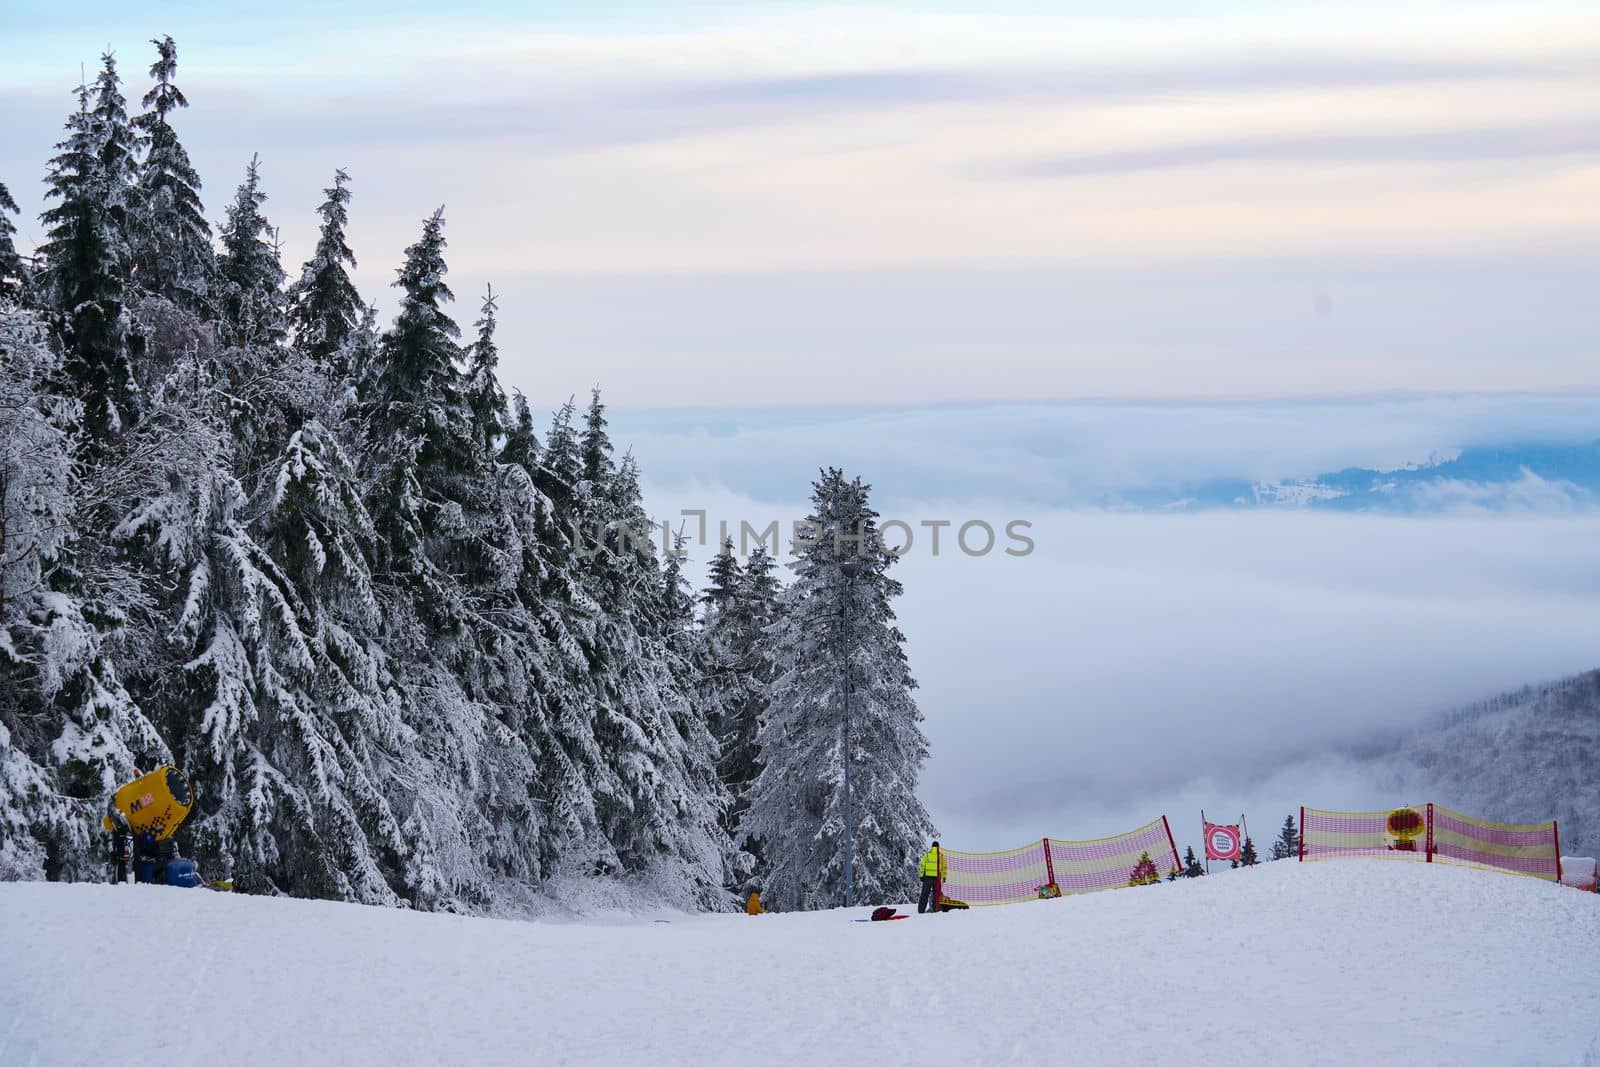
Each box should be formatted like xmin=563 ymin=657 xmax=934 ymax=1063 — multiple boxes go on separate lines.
xmin=917 ymin=841 xmax=947 ymax=913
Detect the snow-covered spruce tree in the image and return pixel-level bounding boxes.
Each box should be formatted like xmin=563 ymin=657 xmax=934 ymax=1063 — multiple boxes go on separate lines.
xmin=89 ymin=52 xmax=143 ymax=246
xmin=566 ymin=411 xmax=658 ymax=877
xmin=363 ymin=208 xmax=473 ymax=630
xmin=428 ymin=284 xmax=597 ymax=896
xmin=1183 ymin=845 xmax=1204 ymax=877
xmin=485 ymin=394 xmax=613 ymax=880
xmin=703 ymin=538 xmax=743 ymax=615
xmin=664 ymin=532 xmax=746 ymax=893
xmin=356 ymin=207 xmax=552 ymax=908
xmin=463 ymin=286 xmax=506 ymax=461
xmin=541 ymin=397 xmax=582 ymax=490
xmin=131 ymin=36 xmax=213 ymax=309
xmin=0 ymin=305 xmax=164 ymax=881
xmin=699 ymin=540 xmax=782 ymax=883
xmin=38 ymin=79 xmax=140 ymax=448
xmin=231 ymin=418 xmax=412 ymax=903
xmin=563 ymin=395 xmax=733 ymax=907
xmin=501 ymin=391 xmax=538 ymax=471
xmin=212 ymin=156 xmax=320 ymax=477
xmin=1270 ymin=816 xmax=1299 ymax=860
xmin=217 ymin=155 xmax=286 ymax=348
xmin=740 ymin=468 xmax=933 ymax=910
xmin=287 ymin=169 xmax=362 ymax=377
xmin=0 ymin=182 xmax=26 ymax=301
xmin=698 ymin=539 xmax=745 ymax=828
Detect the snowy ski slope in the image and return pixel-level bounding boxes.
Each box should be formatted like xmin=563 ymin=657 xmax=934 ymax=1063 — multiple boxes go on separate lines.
xmin=1 ymin=860 xmax=1596 ymax=1066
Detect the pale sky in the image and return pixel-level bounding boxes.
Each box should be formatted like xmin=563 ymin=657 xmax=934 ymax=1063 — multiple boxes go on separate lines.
xmin=3 ymin=1 xmax=1597 ymax=406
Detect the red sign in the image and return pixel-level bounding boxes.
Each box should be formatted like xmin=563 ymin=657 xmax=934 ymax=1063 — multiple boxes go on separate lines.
xmin=1204 ymin=822 xmax=1241 ymax=862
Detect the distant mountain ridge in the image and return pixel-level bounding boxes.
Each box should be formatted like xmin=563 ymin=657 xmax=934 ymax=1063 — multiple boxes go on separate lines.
xmin=1253 ymin=439 xmax=1600 ymax=511
xmin=1114 ymin=438 xmax=1600 ymax=512
xmin=1360 ymin=669 xmax=1600 ymax=856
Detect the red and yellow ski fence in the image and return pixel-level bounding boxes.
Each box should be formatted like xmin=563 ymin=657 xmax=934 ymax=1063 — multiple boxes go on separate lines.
xmin=939 ymin=817 xmax=1181 ymax=907
xmin=1300 ymin=803 xmax=1562 ymax=882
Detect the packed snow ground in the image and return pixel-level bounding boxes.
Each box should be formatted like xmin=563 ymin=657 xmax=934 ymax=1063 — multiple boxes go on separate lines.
xmin=2 ymin=861 xmax=1597 ymax=1066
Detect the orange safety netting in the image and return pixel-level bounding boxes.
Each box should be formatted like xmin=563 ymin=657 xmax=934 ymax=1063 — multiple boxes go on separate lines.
xmin=1431 ymin=804 xmax=1561 ymax=880
xmin=940 ymin=817 xmax=1181 ymax=907
xmin=1300 ymin=804 xmax=1561 ymax=881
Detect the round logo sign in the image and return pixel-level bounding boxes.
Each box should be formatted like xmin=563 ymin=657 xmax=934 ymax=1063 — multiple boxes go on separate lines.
xmin=1207 ymin=825 xmax=1241 ymax=860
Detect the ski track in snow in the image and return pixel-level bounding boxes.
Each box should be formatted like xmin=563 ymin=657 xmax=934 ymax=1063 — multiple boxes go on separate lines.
xmin=2 ymin=861 xmax=1597 ymax=1066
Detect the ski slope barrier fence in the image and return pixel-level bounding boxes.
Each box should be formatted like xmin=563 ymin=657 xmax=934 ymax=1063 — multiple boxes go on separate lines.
xmin=940 ymin=817 xmax=1180 ymax=906
xmin=1299 ymin=804 xmax=1562 ymax=882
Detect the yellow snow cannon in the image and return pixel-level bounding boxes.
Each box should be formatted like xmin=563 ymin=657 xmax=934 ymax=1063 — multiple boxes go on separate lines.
xmin=102 ymin=765 xmax=194 ymax=841
xmin=102 ymin=766 xmax=202 ymax=888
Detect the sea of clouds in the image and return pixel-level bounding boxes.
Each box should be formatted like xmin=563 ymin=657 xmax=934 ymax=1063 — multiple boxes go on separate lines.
xmin=621 ymin=396 xmax=1600 ymax=851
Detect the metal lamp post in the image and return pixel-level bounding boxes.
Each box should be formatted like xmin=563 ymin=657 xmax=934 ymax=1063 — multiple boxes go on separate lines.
xmin=838 ymin=558 xmax=862 ymax=908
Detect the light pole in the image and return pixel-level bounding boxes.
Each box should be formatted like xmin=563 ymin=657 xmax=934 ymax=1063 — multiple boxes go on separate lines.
xmin=838 ymin=558 xmax=862 ymax=909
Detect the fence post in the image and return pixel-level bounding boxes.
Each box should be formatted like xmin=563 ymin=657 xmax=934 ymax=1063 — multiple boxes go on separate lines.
xmin=1298 ymin=806 xmax=1305 ymax=862
xmin=1426 ymin=803 xmax=1433 ymax=863
xmin=1161 ymin=816 xmax=1180 ymax=877
xmin=1553 ymin=821 xmax=1562 ymax=884
xmin=1042 ymin=837 xmax=1056 ymax=894
xmin=935 ymin=844 xmax=943 ymax=910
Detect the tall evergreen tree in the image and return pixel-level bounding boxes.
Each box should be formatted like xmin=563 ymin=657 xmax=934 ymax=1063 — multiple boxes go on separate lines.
xmin=213 ymin=155 xmax=306 ymax=477
xmin=501 ymin=391 xmax=539 ymax=471
xmin=580 ymin=388 xmax=612 ymax=487
xmin=741 ymin=469 xmax=933 ymax=910
xmin=561 ymin=400 xmax=732 ymax=906
xmin=362 ymin=208 xmax=483 ymax=632
xmin=132 ymin=36 xmax=212 ymax=307
xmin=1269 ymin=815 xmax=1300 ymax=861
xmin=0 ymin=182 xmax=25 ymax=301
xmin=541 ymin=398 xmax=581 ymax=496
xmin=89 ymin=52 xmax=141 ymax=240
xmin=463 ymin=285 xmax=506 ymax=461
xmin=287 ymin=169 xmax=362 ymax=375
xmin=703 ymin=538 xmax=743 ymax=614
xmin=1183 ymin=845 xmax=1204 ymax=877
xmin=359 ymin=207 xmax=546 ymax=904
xmin=216 ymin=155 xmax=286 ymax=347
xmin=489 ymin=393 xmax=609 ymax=877
xmin=38 ymin=81 xmax=139 ymax=445
xmin=367 ymin=208 xmax=468 ymax=475
xmin=700 ymin=541 xmax=781 ymax=883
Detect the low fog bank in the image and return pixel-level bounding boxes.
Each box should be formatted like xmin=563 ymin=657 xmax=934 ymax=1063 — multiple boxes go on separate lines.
xmin=898 ymin=509 xmax=1600 ymax=851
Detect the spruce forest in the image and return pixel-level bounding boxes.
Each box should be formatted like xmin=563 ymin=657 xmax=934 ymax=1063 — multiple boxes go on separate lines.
xmin=0 ymin=40 xmax=934 ymax=913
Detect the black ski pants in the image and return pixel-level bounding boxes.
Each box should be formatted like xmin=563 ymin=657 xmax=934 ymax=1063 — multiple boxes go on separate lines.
xmin=918 ymin=875 xmax=939 ymax=913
